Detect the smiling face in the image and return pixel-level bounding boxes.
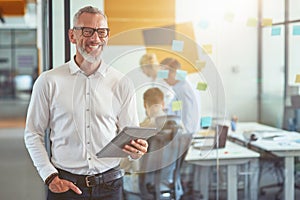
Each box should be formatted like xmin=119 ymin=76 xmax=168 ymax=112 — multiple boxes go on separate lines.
xmin=69 ymin=12 xmax=109 ymax=65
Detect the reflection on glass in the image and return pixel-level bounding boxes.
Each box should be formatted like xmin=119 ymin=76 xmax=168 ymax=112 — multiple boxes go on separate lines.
xmin=261 ymin=25 xmax=285 ymax=127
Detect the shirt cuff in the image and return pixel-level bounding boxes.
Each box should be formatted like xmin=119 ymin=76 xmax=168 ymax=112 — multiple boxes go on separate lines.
xmin=128 ymin=155 xmax=141 ymax=161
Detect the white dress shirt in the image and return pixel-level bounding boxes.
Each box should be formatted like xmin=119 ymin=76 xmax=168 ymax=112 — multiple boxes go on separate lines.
xmin=24 ymin=58 xmax=139 ymax=181
xmin=167 ymin=80 xmax=201 ymax=133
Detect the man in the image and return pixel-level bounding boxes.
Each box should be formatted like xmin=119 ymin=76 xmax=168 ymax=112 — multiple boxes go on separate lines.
xmin=139 ymin=53 xmax=160 ymax=81
xmin=24 ymin=6 xmax=148 ymax=200
xmin=160 ymin=57 xmax=201 ymax=133
xmin=139 ymin=87 xmax=165 ymax=127
xmin=127 ymin=53 xmax=173 ymax=122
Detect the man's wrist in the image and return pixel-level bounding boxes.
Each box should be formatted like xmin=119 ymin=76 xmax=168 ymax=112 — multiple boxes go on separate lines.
xmin=128 ymin=155 xmax=141 ymax=161
xmin=45 ymin=172 xmax=59 ymax=186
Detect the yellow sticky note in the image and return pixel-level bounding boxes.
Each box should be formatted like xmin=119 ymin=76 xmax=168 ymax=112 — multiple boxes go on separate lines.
xmin=172 ymin=101 xmax=182 ymax=111
xmin=295 ymin=74 xmax=300 ymax=83
xmin=246 ymin=18 xmax=258 ymax=27
xmin=261 ymin=18 xmax=273 ymax=26
xmin=197 ymin=82 xmax=208 ymax=91
xmin=195 ymin=60 xmax=206 ymax=70
xmin=202 ymin=44 xmax=212 ymax=54
xmin=224 ymin=12 xmax=235 ymax=22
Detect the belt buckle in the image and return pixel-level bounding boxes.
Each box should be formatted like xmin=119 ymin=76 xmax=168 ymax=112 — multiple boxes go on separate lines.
xmin=85 ymin=175 xmax=96 ymax=187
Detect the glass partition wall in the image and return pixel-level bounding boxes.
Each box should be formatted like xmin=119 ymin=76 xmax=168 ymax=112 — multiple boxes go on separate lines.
xmin=0 ymin=28 xmax=38 ymax=120
xmin=260 ymin=0 xmax=300 ymax=130
xmin=0 ymin=0 xmax=51 ymax=123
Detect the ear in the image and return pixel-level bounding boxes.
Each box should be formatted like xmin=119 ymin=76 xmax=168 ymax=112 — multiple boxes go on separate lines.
xmin=68 ymin=29 xmax=77 ymax=44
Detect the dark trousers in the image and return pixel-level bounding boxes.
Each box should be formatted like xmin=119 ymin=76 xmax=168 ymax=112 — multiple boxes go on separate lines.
xmin=47 ymin=169 xmax=124 ymax=200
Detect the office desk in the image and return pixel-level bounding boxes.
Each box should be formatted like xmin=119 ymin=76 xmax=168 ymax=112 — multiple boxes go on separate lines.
xmin=185 ymin=141 xmax=259 ymax=200
xmin=229 ymin=122 xmax=300 ymax=200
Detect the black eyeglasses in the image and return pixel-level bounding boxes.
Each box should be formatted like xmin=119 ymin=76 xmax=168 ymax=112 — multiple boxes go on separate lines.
xmin=73 ymin=27 xmax=110 ymax=38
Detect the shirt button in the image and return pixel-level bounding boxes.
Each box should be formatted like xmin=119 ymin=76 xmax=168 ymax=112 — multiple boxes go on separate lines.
xmin=86 ymin=108 xmax=90 ymax=111
xmin=87 ymin=125 xmax=90 ymax=128
xmin=87 ymin=142 xmax=90 ymax=144
xmin=88 ymin=158 xmax=91 ymax=160
xmin=87 ymin=92 xmax=90 ymax=95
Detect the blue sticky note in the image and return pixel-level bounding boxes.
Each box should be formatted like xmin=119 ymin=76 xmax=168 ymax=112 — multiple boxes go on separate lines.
xmin=271 ymin=27 xmax=281 ymax=36
xmin=172 ymin=40 xmax=184 ymax=52
xmin=198 ymin=20 xmax=209 ymax=29
xmin=293 ymin=25 xmax=300 ymax=36
xmin=157 ymin=70 xmax=169 ymax=79
xmin=201 ymin=117 xmax=212 ymax=128
xmin=175 ymin=70 xmax=187 ymax=81
xmin=294 ymin=139 xmax=300 ymax=143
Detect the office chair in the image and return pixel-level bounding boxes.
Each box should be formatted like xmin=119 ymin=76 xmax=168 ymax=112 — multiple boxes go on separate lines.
xmin=259 ymin=157 xmax=300 ymax=199
xmin=242 ymin=131 xmax=285 ymax=199
xmin=123 ymin=115 xmax=192 ymax=200
xmin=295 ymin=159 xmax=300 ymax=190
xmin=258 ymin=156 xmax=284 ymax=200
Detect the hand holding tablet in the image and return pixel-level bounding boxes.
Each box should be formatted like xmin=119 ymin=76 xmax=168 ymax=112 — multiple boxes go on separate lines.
xmin=96 ymin=127 xmax=158 ymax=158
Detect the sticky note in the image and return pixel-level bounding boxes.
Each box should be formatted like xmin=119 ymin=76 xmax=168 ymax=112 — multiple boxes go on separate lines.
xmin=246 ymin=18 xmax=258 ymax=27
xmin=271 ymin=27 xmax=281 ymax=36
xmin=261 ymin=18 xmax=273 ymax=26
xmin=195 ymin=60 xmax=206 ymax=70
xmin=257 ymin=78 xmax=263 ymax=83
xmin=172 ymin=101 xmax=182 ymax=111
xmin=175 ymin=70 xmax=187 ymax=81
xmin=197 ymin=82 xmax=208 ymax=91
xmin=157 ymin=70 xmax=169 ymax=79
xmin=224 ymin=12 xmax=235 ymax=22
xmin=201 ymin=116 xmax=212 ymax=128
xmin=172 ymin=40 xmax=184 ymax=52
xmin=295 ymin=74 xmax=300 ymax=83
xmin=293 ymin=25 xmax=300 ymax=36
xmin=202 ymin=44 xmax=212 ymax=54
xmin=294 ymin=139 xmax=300 ymax=143
xmin=198 ymin=20 xmax=209 ymax=29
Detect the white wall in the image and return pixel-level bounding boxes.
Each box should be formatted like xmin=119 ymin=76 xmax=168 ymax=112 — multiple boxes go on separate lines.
xmin=176 ymin=0 xmax=258 ymax=122
xmin=216 ymin=20 xmax=258 ymax=121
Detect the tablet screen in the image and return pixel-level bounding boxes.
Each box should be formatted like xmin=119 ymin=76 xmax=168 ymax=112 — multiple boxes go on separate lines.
xmin=96 ymin=127 xmax=158 ymax=158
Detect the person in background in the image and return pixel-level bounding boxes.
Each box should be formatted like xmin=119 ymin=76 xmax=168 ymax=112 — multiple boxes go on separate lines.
xmin=129 ymin=53 xmax=174 ymax=123
xmin=139 ymin=53 xmax=160 ymax=81
xmin=122 ymin=87 xmax=166 ymax=194
xmin=140 ymin=87 xmax=166 ymax=127
xmin=24 ymin=6 xmax=148 ymax=200
xmin=160 ymin=57 xmax=201 ymax=133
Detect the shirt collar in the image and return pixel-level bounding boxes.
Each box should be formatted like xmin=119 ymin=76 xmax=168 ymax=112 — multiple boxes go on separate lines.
xmin=69 ymin=56 xmax=109 ymax=77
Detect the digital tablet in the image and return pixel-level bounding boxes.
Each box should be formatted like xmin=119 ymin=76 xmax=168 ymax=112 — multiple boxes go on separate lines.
xmin=96 ymin=127 xmax=158 ymax=158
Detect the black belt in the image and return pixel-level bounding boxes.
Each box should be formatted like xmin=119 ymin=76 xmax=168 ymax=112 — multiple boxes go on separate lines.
xmin=57 ymin=168 xmax=124 ymax=188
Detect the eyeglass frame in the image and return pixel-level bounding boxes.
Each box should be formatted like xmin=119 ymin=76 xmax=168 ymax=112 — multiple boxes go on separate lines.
xmin=73 ymin=27 xmax=110 ymax=38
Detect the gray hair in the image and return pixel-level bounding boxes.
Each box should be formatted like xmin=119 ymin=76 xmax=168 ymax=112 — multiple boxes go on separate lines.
xmin=73 ymin=6 xmax=107 ymax=26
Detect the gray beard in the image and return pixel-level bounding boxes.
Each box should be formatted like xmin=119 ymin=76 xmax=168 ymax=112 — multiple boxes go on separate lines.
xmin=78 ymin=46 xmax=102 ymax=63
